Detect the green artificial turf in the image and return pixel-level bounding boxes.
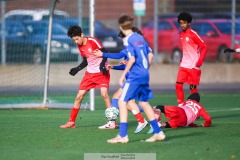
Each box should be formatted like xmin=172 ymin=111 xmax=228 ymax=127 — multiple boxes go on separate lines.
xmin=0 ymin=93 xmax=239 ymax=160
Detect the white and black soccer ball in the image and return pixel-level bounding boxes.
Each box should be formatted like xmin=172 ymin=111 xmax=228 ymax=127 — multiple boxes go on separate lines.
xmin=105 ymin=107 xmax=119 ymax=121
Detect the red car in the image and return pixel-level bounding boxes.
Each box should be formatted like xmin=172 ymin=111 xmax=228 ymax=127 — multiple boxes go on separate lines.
xmin=142 ymin=18 xmax=182 ymax=63
xmin=142 ymin=18 xmax=240 ymax=63
xmin=191 ymin=19 xmax=240 ymax=62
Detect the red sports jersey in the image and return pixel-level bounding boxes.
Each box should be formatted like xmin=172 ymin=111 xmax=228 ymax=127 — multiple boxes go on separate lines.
xmin=78 ymin=37 xmax=107 ymax=73
xmin=179 ymin=100 xmax=211 ymax=127
xmin=180 ymin=28 xmax=207 ymax=69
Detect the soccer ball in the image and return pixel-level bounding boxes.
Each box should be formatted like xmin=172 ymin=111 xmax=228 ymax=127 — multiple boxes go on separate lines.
xmin=105 ymin=107 xmax=119 ymax=121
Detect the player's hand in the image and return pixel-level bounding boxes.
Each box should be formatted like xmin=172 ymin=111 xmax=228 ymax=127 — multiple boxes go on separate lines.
xmin=188 ymin=123 xmax=198 ymax=127
xmin=236 ymin=48 xmax=240 ymax=53
xmin=224 ymin=48 xmax=235 ymax=53
xmin=106 ymin=65 xmax=112 ymax=70
xmin=120 ymin=60 xmax=128 ymax=65
xmin=69 ymin=67 xmax=81 ymax=76
xmin=93 ymin=49 xmax=103 ymax=57
xmin=202 ymin=120 xmax=211 ymax=127
xmin=100 ymin=62 xmax=108 ymax=75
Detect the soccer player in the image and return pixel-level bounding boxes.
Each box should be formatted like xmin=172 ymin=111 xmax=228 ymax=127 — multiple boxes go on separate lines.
xmin=149 ymin=93 xmax=211 ymax=131
xmin=59 ymin=25 xmax=117 ymax=129
xmin=107 ymin=15 xmax=165 ymax=143
xmin=176 ymin=12 xmax=207 ymax=106
xmin=95 ymin=28 xmax=153 ymax=133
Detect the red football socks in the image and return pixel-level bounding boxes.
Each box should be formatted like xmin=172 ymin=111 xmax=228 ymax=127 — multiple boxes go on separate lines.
xmin=69 ymin=108 xmax=80 ymax=122
xmin=176 ymin=83 xmax=184 ymax=104
xmin=134 ymin=112 xmax=145 ymax=123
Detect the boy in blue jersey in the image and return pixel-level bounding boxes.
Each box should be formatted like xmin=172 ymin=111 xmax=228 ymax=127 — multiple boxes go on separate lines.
xmin=106 ymin=15 xmax=165 ymax=143
xmin=95 ymin=28 xmax=153 ymax=133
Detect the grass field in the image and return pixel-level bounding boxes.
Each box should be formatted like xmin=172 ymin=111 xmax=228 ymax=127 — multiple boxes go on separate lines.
xmin=0 ymin=93 xmax=239 ymax=160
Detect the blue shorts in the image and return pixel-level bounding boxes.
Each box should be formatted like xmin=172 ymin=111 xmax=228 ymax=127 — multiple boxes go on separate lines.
xmin=120 ymin=82 xmax=153 ymax=102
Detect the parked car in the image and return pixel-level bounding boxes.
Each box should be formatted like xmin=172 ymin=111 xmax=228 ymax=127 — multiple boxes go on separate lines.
xmin=4 ymin=9 xmax=69 ymax=21
xmin=191 ymin=19 xmax=240 ymax=62
xmin=54 ymin=17 xmax=123 ymax=52
xmin=142 ymin=18 xmax=182 ymax=63
xmin=0 ymin=20 xmax=78 ymax=64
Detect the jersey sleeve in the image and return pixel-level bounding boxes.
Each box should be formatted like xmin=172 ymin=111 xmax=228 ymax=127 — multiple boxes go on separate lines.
xmin=102 ymin=50 xmax=126 ymax=59
xmin=89 ymin=37 xmax=104 ymax=50
xmin=191 ymin=32 xmax=207 ymax=67
xmin=200 ymin=107 xmax=212 ymax=127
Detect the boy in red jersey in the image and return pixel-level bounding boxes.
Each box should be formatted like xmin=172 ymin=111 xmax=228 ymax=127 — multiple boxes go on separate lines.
xmin=60 ymin=25 xmax=117 ymax=129
xmin=147 ymin=93 xmax=211 ymax=133
xmin=176 ymin=12 xmax=207 ymax=106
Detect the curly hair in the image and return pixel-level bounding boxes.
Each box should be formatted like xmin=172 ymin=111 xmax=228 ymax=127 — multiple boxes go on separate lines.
xmin=177 ymin=12 xmax=192 ymax=23
xmin=67 ymin=25 xmax=82 ymax=38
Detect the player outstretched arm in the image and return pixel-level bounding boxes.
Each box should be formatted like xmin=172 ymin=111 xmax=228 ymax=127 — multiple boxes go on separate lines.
xmin=200 ymin=107 xmax=212 ymax=127
xmin=69 ymin=57 xmax=88 ymax=76
xmin=224 ymin=48 xmax=240 ymax=53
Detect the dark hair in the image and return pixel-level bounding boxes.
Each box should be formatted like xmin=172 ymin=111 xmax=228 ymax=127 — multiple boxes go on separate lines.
xmin=177 ymin=12 xmax=192 ymax=23
xmin=187 ymin=93 xmax=200 ymax=103
xmin=118 ymin=31 xmax=125 ymax=38
xmin=118 ymin=15 xmax=134 ymax=30
xmin=67 ymin=25 xmax=82 ymax=38
xmin=132 ymin=26 xmax=143 ymax=35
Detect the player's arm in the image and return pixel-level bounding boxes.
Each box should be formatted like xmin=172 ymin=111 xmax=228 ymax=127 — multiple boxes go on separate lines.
xmin=224 ymin=48 xmax=240 ymax=53
xmin=200 ymin=107 xmax=212 ymax=127
xmin=119 ymin=55 xmax=135 ymax=86
xmin=192 ymin=33 xmax=207 ymax=67
xmin=112 ymin=64 xmax=126 ymax=70
xmin=102 ymin=51 xmax=126 ymax=59
xmin=99 ymin=48 xmax=108 ymax=75
xmin=148 ymin=52 xmax=154 ymax=67
xmin=69 ymin=57 xmax=88 ymax=76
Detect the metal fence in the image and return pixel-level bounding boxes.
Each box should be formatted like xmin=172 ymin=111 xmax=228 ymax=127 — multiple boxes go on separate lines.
xmin=0 ymin=0 xmax=239 ymax=108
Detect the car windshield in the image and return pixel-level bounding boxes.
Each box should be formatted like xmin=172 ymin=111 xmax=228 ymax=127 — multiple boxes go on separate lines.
xmin=214 ymin=22 xmax=240 ymax=34
xmin=24 ymin=22 xmax=67 ymax=35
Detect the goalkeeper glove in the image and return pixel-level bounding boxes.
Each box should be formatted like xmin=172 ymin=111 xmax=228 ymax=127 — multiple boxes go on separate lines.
xmin=100 ymin=61 xmax=108 ymax=75
xmin=69 ymin=66 xmax=82 ymax=76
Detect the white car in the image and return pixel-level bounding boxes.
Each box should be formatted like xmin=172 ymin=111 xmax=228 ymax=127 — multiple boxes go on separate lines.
xmin=4 ymin=9 xmax=69 ymax=21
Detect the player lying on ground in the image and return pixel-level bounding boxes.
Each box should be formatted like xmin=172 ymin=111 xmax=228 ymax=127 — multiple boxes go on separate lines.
xmin=60 ymin=25 xmax=117 ymax=129
xmin=95 ymin=28 xmax=153 ymax=133
xmin=147 ymin=93 xmax=212 ymax=133
xmin=224 ymin=48 xmax=240 ymax=53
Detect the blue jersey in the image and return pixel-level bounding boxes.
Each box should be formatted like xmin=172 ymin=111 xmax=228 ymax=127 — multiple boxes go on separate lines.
xmin=124 ymin=32 xmax=151 ymax=84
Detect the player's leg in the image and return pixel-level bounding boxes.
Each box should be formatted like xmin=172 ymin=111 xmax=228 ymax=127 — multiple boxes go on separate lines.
xmin=176 ymin=67 xmax=188 ymax=106
xmin=107 ymin=82 xmax=134 ymax=143
xmin=98 ymin=87 xmax=119 ymax=129
xmin=139 ymin=101 xmax=165 ymax=142
xmin=127 ymin=100 xmax=148 ymax=133
xmin=60 ymin=90 xmax=88 ymax=128
xmin=147 ymin=105 xmax=164 ymax=134
xmin=190 ymin=68 xmax=201 ymax=94
xmin=111 ymin=88 xmax=122 ymax=109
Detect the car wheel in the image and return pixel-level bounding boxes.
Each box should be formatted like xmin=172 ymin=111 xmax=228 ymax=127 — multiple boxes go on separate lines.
xmin=172 ymin=49 xmax=182 ymax=64
xmin=217 ymin=46 xmax=229 ymax=63
xmin=33 ymin=47 xmax=42 ymax=64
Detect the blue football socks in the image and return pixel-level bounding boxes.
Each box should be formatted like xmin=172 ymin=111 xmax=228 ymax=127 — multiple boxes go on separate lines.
xmin=119 ymin=123 xmax=128 ymax=137
xmin=150 ymin=119 xmax=161 ymax=134
xmin=111 ymin=98 xmax=119 ymax=109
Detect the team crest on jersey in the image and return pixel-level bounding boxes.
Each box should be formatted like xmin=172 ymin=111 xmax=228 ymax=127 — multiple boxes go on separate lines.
xmin=88 ymin=48 xmax=92 ymax=52
xmin=186 ymin=37 xmax=190 ymax=42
